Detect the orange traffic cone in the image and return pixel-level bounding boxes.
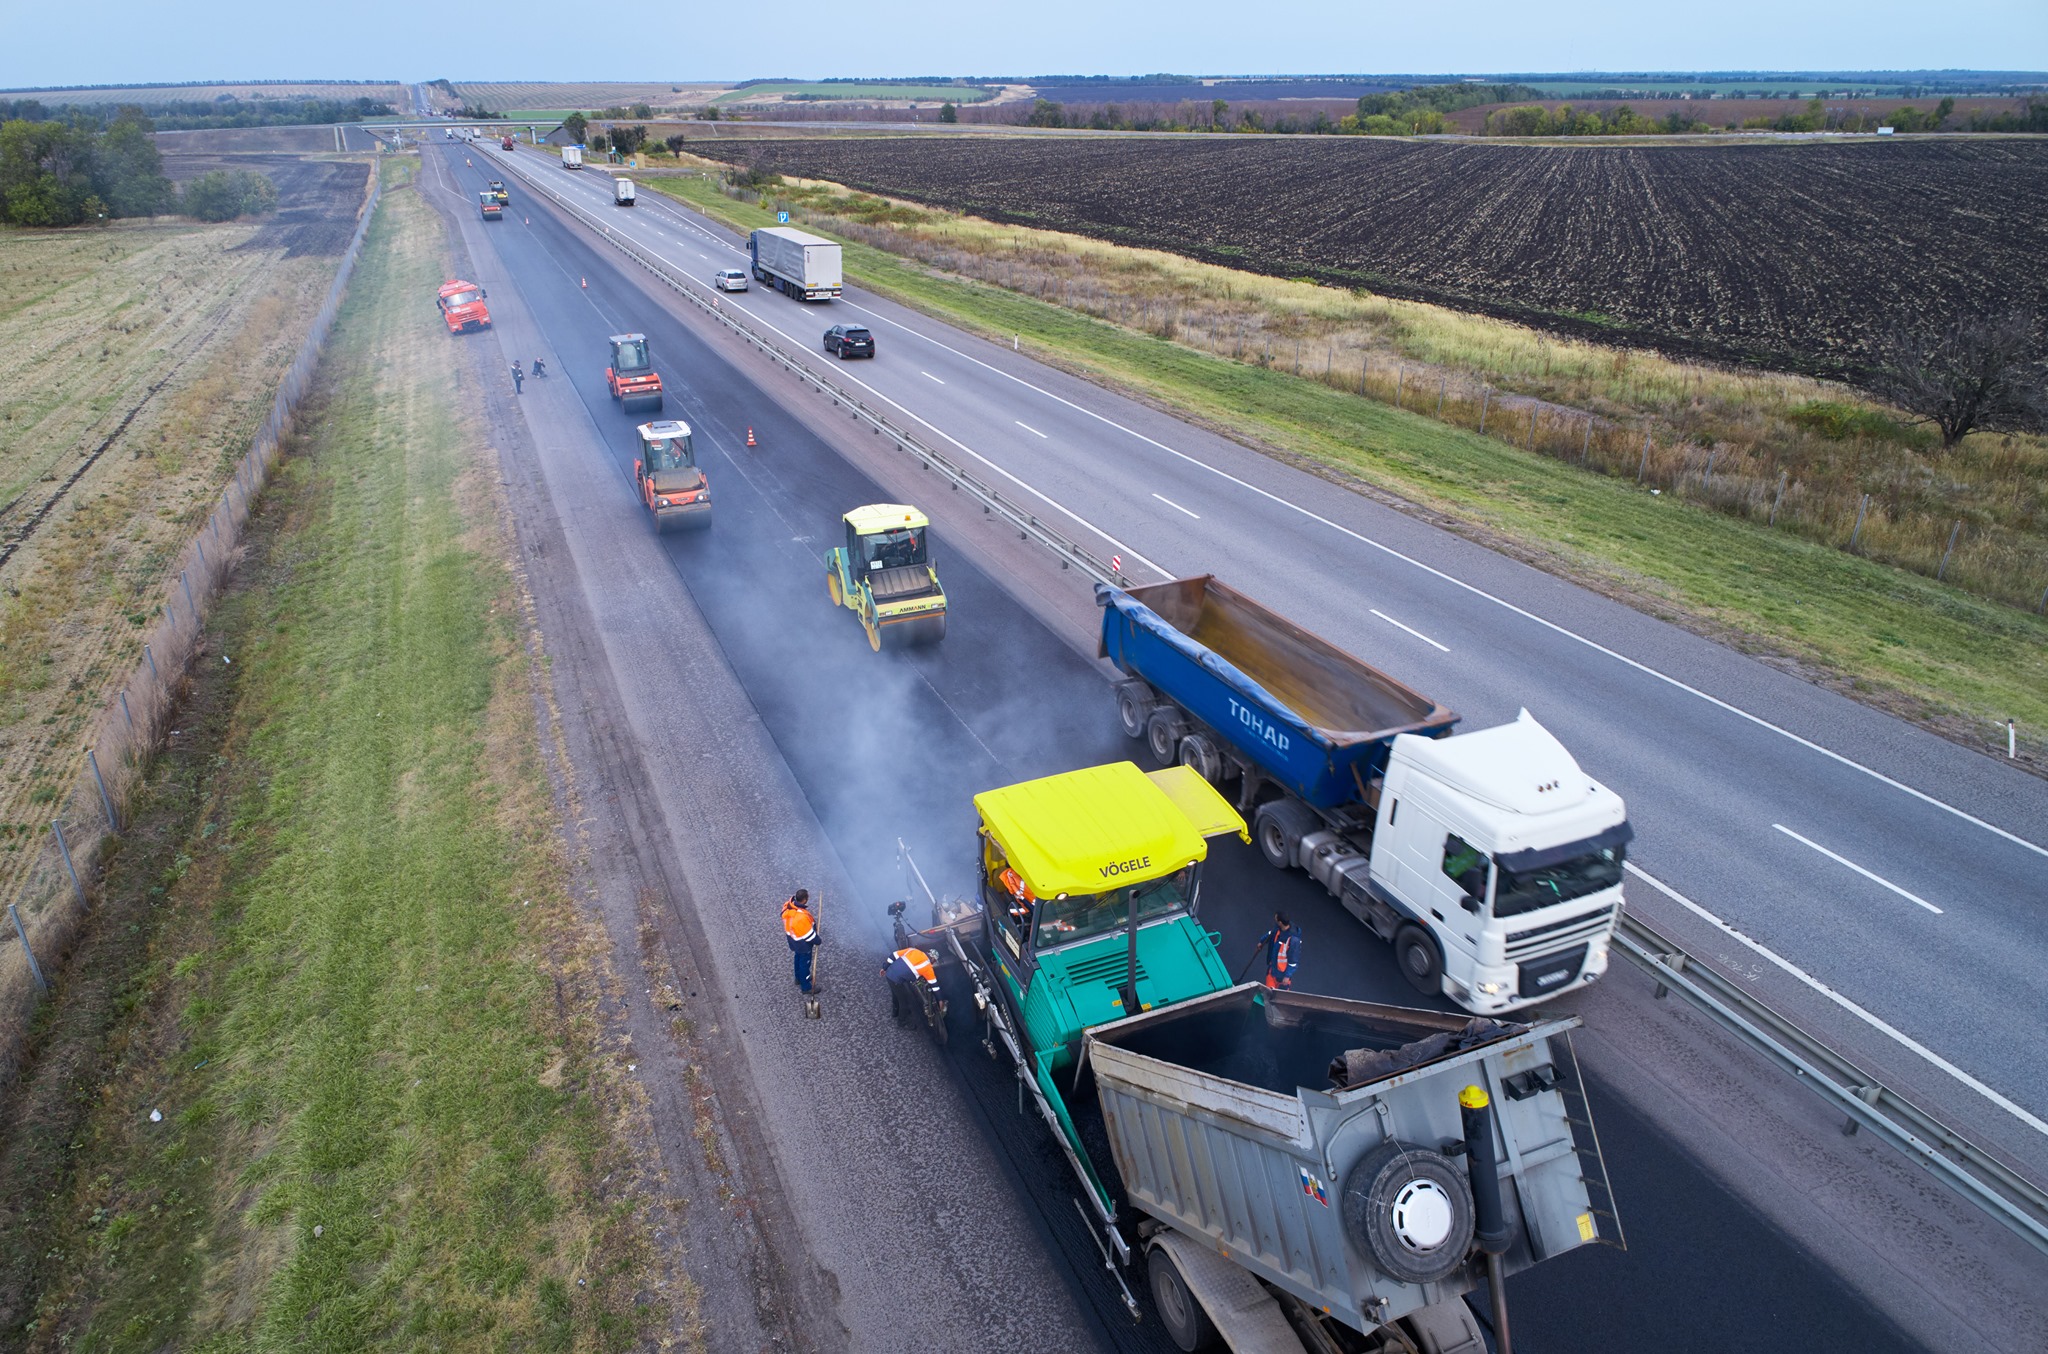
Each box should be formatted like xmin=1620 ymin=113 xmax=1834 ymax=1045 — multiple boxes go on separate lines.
xmin=580 ymin=277 xmax=587 ymax=289
xmin=746 ymin=426 xmax=756 ymax=448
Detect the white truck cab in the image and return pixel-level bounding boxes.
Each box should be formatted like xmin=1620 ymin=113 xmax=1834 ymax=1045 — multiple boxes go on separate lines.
xmin=1371 ymin=711 xmax=1628 ymax=1012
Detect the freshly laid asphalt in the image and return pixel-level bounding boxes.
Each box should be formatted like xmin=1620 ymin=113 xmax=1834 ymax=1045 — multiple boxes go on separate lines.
xmin=411 ymin=141 xmax=1973 ymax=1352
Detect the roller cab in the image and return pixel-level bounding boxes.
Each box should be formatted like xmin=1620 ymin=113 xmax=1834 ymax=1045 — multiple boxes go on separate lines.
xmin=605 ymin=333 xmax=663 ymax=413
xmin=633 ymin=420 xmax=709 ymax=532
xmin=824 ymin=504 xmax=946 ymax=649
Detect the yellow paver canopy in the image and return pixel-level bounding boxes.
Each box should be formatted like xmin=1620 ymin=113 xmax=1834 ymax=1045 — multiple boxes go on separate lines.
xmin=974 ymin=762 xmax=1246 ymax=899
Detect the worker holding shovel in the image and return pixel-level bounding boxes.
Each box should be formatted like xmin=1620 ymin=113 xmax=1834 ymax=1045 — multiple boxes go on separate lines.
xmin=782 ymin=889 xmax=823 ymax=1017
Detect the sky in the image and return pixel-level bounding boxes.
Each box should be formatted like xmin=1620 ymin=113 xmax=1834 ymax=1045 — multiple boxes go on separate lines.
xmin=3 ymin=0 xmax=2045 ymax=91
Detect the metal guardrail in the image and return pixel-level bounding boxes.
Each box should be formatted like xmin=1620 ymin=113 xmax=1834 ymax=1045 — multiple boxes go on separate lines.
xmin=479 ymin=146 xmax=1134 ymax=593
xmin=482 ymin=142 xmax=2048 ymax=1262
xmin=1614 ymin=913 xmax=2048 ymax=1257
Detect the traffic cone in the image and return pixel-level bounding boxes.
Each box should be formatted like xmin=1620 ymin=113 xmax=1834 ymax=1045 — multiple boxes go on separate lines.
xmin=746 ymin=426 xmax=756 ymax=448
xmin=581 ymin=277 xmax=587 ymax=289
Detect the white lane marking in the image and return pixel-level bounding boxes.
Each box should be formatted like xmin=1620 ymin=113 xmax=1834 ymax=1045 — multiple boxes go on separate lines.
xmin=1772 ymin=825 xmax=1943 ymax=915
xmin=837 ymin=299 xmax=2045 ymax=861
xmin=920 ymin=370 xmax=946 ymax=385
xmin=1625 ymin=863 xmax=2044 ymax=1136
xmin=1016 ymin=421 xmax=1047 ymax=438
xmin=1370 ymin=609 xmax=1449 ymax=652
xmin=1152 ymin=493 xmax=1199 ymax=520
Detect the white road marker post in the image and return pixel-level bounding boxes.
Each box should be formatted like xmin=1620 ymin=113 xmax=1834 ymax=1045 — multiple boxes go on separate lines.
xmin=2011 ymin=720 xmax=2019 ymax=759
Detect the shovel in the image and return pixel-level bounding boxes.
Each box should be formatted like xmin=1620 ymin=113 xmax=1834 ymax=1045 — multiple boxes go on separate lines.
xmin=804 ymin=890 xmax=824 ymax=1019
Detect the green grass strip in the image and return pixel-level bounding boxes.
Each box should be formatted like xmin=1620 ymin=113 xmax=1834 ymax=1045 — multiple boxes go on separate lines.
xmin=32 ymin=177 xmax=639 ymax=1352
xmin=653 ymin=175 xmax=2048 ymax=754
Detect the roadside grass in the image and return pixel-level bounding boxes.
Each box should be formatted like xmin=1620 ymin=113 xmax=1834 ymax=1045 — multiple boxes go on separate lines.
xmin=0 ymin=175 xmax=654 ymax=1350
xmin=651 ymin=173 xmax=2048 ymax=760
xmin=661 ymin=167 xmax=2047 ymax=613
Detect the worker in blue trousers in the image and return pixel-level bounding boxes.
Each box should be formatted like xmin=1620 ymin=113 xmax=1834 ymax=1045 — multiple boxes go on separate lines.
xmin=782 ymin=889 xmax=819 ymax=993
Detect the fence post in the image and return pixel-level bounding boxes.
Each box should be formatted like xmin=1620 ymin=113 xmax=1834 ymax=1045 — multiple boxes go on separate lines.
xmin=1394 ymin=367 xmax=1403 ymax=407
xmin=182 ymin=570 xmax=196 ymax=617
xmin=52 ymin=820 xmax=86 ymax=910
xmin=145 ymin=642 xmax=159 ymax=684
xmin=87 ymin=748 xmax=118 ymax=832
xmin=1437 ymin=375 xmax=1446 ymax=417
xmin=1769 ymin=471 xmax=1788 ymax=525
xmin=2037 ymin=584 xmax=2047 ymax=615
xmin=1637 ymin=434 xmax=1651 ymax=483
xmin=1581 ymin=418 xmax=1591 ymax=463
xmin=1703 ymin=449 xmax=1718 ymax=486
xmin=1938 ymin=521 xmax=1961 ymax=581
xmin=119 ymin=690 xmax=134 ymax=736
xmin=8 ymin=904 xmax=47 ymax=995
xmin=1525 ymin=406 xmax=1536 ymax=449
xmin=1479 ymin=390 xmax=1490 ymax=435
xmin=1849 ymin=494 xmax=1870 ymax=550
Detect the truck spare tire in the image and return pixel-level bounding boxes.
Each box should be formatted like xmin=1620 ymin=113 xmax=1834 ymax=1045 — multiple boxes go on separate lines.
xmin=1342 ymin=1140 xmax=1475 ymax=1285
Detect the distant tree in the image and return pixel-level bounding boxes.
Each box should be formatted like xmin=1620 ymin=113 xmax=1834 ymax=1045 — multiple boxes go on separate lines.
xmin=1877 ymin=312 xmax=2047 ymax=446
xmin=0 ymin=119 xmax=97 ymax=225
xmin=562 ymin=111 xmax=588 ymax=143
xmin=695 ymin=105 xmax=721 ymax=122
xmin=95 ymin=105 xmax=172 ymax=217
xmin=1025 ymin=99 xmax=1065 ymax=128
xmin=630 ymin=102 xmax=653 ymax=119
xmin=180 ymin=168 xmax=275 ymax=222
xmin=589 ymin=133 xmax=608 ymax=153
xmin=610 ymin=124 xmax=648 ymax=157
xmin=665 ymin=133 xmax=687 ymax=155
xmin=938 ymin=101 xmax=957 ymax=124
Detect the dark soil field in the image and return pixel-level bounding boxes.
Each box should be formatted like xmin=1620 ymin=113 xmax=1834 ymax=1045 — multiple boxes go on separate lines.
xmin=699 ymin=136 xmax=2048 ymax=378
xmin=161 ymin=153 xmax=370 ymax=255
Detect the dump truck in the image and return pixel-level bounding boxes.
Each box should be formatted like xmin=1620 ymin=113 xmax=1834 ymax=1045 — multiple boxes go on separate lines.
xmin=613 ymin=177 xmax=636 ymax=206
xmin=604 ymin=333 xmax=663 ymax=413
xmin=436 ymin=279 xmax=491 ymax=334
xmin=749 ymin=226 xmax=843 ymax=300
xmin=477 ymin=191 xmax=502 ymax=221
xmin=825 ymin=504 xmax=946 ymax=649
xmin=501 ymin=135 xmax=515 ymax=150
xmin=1099 ymin=576 xmax=1630 ymax=1016
xmin=488 ymin=180 xmax=509 ymax=204
xmin=633 ymin=420 xmax=709 ymax=531
xmin=897 ymin=761 xmax=1620 ymax=1353
xmin=562 ymin=144 xmax=583 ymax=169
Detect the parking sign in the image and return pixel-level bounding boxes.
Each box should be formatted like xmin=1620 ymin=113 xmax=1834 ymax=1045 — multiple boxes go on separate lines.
xmin=777 ymin=211 xmax=790 ymax=224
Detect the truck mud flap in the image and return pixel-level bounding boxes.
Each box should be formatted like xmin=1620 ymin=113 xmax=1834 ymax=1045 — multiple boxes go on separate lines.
xmin=1149 ymin=1231 xmax=1308 ymax=1354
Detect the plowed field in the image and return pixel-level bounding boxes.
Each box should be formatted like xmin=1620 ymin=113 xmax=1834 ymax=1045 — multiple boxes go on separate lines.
xmin=698 ymin=136 xmax=2048 ymax=378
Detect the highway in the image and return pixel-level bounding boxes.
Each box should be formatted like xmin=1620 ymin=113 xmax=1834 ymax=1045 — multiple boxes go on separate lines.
xmin=410 ymin=139 xmax=2009 ymax=1352
xmin=469 ymin=137 xmax=2048 ymax=1176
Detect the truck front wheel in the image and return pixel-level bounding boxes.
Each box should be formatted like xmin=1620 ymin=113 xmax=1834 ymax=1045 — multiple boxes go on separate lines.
xmin=1394 ymin=924 xmax=1444 ymax=997
xmin=1147 ymin=1247 xmax=1222 ymax=1353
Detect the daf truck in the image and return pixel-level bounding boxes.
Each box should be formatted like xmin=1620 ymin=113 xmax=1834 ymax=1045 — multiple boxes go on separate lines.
xmin=748 ymin=226 xmax=843 ymax=300
xmin=1099 ymin=576 xmax=1630 ymax=1015
xmin=897 ymin=762 xmax=1620 ymax=1353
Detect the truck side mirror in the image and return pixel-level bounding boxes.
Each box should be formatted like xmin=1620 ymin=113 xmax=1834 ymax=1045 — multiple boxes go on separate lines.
xmin=1460 ymin=894 xmax=1482 ymax=914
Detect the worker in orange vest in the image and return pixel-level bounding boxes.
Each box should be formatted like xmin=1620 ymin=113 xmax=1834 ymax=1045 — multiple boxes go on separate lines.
xmin=782 ymin=889 xmax=818 ymax=994
xmin=1257 ymin=911 xmax=1302 ymax=990
xmin=882 ymin=945 xmax=938 ymax=1023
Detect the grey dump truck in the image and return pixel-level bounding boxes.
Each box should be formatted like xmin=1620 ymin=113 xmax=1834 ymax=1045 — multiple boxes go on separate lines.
xmin=1078 ymin=983 xmax=1622 ymax=1353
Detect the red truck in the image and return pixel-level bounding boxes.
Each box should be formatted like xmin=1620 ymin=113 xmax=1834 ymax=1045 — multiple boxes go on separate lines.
xmin=437 ymin=279 xmax=491 ymax=335
xmin=501 ymin=135 xmax=515 ymax=150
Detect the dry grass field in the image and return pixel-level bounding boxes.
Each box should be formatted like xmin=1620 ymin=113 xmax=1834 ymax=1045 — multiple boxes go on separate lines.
xmin=0 ymin=81 xmax=404 ymax=107
xmin=0 ymin=161 xmax=364 ymax=932
xmin=454 ymin=81 xmax=730 ymax=112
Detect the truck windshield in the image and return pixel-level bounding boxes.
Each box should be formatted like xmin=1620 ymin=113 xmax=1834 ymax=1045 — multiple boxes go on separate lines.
xmin=1492 ymin=843 xmax=1626 ymax=918
xmin=860 ymin=527 xmax=926 ymax=569
xmin=445 ymin=290 xmax=481 ymax=308
xmin=1033 ymin=866 xmax=1195 ymax=950
xmin=614 ymin=339 xmax=649 ymax=372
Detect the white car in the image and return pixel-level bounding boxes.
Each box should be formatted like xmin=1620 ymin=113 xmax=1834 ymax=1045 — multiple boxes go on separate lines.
xmin=714 ymin=268 xmax=750 ymax=293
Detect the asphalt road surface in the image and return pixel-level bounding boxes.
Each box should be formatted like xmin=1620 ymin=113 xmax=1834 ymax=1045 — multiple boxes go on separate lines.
xmin=409 ymin=142 xmax=1984 ymax=1353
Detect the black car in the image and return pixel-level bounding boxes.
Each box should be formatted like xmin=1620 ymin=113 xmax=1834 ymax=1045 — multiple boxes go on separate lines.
xmin=824 ymin=325 xmax=875 ymax=359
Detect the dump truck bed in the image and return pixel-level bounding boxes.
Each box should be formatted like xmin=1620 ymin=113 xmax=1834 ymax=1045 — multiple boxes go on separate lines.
xmin=1084 ymin=984 xmax=1616 ymax=1334
xmin=1100 ymin=576 xmax=1456 ymax=807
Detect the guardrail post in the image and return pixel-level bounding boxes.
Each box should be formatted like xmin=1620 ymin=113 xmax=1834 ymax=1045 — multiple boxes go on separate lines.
xmin=86 ymin=748 xmax=118 ymax=832
xmin=8 ymin=904 xmax=47 ymax=994
xmin=1842 ymin=1085 xmax=1882 ymax=1136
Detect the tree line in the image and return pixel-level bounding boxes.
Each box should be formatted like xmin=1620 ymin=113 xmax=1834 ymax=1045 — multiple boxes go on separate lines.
xmin=0 ymin=107 xmax=272 ymax=227
xmin=0 ymin=94 xmax=394 ymax=131
xmin=1483 ymin=94 xmax=2048 ymax=136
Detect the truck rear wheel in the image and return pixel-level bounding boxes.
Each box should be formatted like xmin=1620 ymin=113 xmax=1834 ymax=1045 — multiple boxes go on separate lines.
xmin=1147 ymin=1246 xmax=1222 ymax=1353
xmin=1178 ymin=731 xmax=1223 ymax=785
xmin=1394 ymin=924 xmax=1444 ymax=997
xmin=1115 ymin=682 xmax=1155 ymax=739
xmin=1145 ymin=708 xmax=1187 ymax=764
xmin=1253 ymin=800 xmax=1317 ymax=871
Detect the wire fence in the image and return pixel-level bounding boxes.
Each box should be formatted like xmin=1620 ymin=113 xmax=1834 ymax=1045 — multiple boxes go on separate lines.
xmin=733 ymin=185 xmax=2048 ymax=618
xmin=0 ymin=172 xmax=384 ymax=1081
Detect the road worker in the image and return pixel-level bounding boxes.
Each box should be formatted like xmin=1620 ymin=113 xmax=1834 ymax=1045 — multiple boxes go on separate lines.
xmin=510 ymin=360 xmax=524 ymax=394
xmin=1256 ymin=911 xmax=1303 ymax=990
xmin=782 ymin=889 xmax=818 ymax=994
xmin=882 ymin=945 xmax=938 ymax=1023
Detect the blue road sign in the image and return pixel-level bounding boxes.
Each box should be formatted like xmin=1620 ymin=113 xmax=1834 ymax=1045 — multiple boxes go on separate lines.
xmin=777 ymin=210 xmax=790 ymax=224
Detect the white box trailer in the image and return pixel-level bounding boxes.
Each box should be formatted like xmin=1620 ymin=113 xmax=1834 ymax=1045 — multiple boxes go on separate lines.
xmin=562 ymin=145 xmax=583 ymax=169
xmin=613 ymin=177 xmax=636 ymax=206
xmin=749 ymin=226 xmax=842 ymax=300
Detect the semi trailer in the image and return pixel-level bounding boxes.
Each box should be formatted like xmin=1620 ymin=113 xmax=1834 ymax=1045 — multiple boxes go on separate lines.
xmin=896 ymin=762 xmax=1620 ymax=1353
xmin=748 ymin=226 xmax=843 ymax=300
xmin=1099 ymin=577 xmax=1630 ymax=1015
xmin=562 ymin=145 xmax=583 ymax=169
xmin=613 ymin=176 xmax=636 ymax=206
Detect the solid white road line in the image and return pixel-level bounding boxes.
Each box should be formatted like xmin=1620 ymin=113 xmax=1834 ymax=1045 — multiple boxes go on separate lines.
xmin=1152 ymin=493 xmax=1200 ymax=520
xmin=921 ymin=371 xmax=946 ymax=384
xmin=1625 ymin=863 xmax=2043 ymax=1135
xmin=1370 ymin=609 xmax=1450 ymax=652
xmin=1772 ymin=825 xmax=1943 ymax=914
xmin=827 ymin=290 xmax=2046 ymax=863
xmin=1016 ymin=421 xmax=1048 ymax=438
